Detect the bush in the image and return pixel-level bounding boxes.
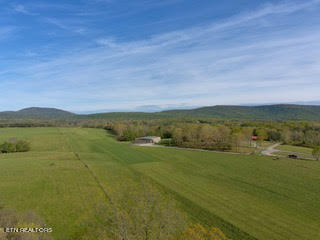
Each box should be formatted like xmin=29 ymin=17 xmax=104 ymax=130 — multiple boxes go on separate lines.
xmin=0 ymin=140 xmax=30 ymax=153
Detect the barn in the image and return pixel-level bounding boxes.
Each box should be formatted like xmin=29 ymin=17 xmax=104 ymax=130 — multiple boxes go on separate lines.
xmin=135 ymin=136 xmax=161 ymax=144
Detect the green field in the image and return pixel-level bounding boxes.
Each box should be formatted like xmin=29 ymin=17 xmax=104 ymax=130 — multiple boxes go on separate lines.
xmin=275 ymin=145 xmax=314 ymax=159
xmin=0 ymin=128 xmax=319 ymax=239
xmin=276 ymin=144 xmax=313 ymax=154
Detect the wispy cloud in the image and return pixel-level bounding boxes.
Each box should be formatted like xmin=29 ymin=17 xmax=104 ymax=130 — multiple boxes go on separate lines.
xmin=1 ymin=0 xmax=320 ymax=111
xmin=46 ymin=18 xmax=69 ymax=30
xmin=12 ymin=4 xmax=36 ymax=15
xmin=45 ymin=17 xmax=87 ymax=35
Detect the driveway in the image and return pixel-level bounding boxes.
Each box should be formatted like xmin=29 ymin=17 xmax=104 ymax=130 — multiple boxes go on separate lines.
xmin=261 ymin=143 xmax=281 ymax=156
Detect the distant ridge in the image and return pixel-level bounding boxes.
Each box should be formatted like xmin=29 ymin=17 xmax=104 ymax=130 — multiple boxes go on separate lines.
xmin=160 ymin=104 xmax=320 ymax=120
xmin=0 ymin=107 xmax=75 ymax=120
xmin=86 ymin=104 xmax=320 ymax=121
xmin=1 ymin=104 xmax=320 ymax=121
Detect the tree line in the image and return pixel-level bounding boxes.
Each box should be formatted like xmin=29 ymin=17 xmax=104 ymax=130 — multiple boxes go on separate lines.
xmin=108 ymin=120 xmax=320 ymax=152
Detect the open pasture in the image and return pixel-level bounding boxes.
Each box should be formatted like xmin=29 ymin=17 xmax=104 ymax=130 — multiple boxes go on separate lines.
xmin=0 ymin=128 xmax=319 ymax=239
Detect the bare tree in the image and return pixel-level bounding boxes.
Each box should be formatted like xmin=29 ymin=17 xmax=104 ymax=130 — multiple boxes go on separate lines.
xmin=77 ymin=180 xmax=186 ymax=240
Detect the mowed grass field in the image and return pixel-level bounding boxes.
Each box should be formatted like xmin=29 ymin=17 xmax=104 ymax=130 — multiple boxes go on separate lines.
xmin=0 ymin=128 xmax=319 ymax=239
xmin=275 ymin=145 xmax=314 ymax=159
xmin=275 ymin=144 xmax=313 ymax=154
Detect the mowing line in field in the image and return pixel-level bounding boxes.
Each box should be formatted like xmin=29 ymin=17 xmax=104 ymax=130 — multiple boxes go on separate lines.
xmin=73 ymin=152 xmax=112 ymax=203
xmin=57 ymin=128 xmax=113 ymax=204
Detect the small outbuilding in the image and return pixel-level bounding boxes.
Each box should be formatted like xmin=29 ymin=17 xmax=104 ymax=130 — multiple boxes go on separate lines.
xmin=251 ymin=136 xmax=258 ymax=141
xmin=135 ymin=136 xmax=161 ymax=144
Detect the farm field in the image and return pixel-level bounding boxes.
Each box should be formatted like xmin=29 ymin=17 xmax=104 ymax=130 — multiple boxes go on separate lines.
xmin=0 ymin=128 xmax=319 ymax=239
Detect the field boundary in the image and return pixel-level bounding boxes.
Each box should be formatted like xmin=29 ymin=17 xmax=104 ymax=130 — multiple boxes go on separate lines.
xmin=73 ymin=152 xmax=112 ymax=203
xmin=57 ymin=128 xmax=112 ymax=203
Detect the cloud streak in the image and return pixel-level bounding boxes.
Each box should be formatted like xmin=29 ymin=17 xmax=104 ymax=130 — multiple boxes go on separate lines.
xmin=0 ymin=0 xmax=320 ymax=111
xmin=12 ymin=4 xmax=37 ymax=15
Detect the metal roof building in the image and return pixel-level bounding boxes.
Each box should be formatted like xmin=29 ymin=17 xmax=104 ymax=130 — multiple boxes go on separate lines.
xmin=135 ymin=136 xmax=161 ymax=144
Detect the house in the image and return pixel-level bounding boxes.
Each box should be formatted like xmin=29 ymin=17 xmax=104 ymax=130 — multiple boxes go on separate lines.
xmin=135 ymin=136 xmax=161 ymax=144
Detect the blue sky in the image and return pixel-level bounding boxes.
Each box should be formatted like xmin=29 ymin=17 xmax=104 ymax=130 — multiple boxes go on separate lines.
xmin=0 ymin=0 xmax=320 ymax=112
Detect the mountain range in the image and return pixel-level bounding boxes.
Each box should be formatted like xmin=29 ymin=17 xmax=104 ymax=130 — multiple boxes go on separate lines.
xmin=1 ymin=105 xmax=320 ymax=121
xmin=0 ymin=107 xmax=75 ymax=120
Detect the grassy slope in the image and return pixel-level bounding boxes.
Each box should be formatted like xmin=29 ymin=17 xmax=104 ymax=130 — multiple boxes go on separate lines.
xmin=0 ymin=128 xmax=319 ymax=239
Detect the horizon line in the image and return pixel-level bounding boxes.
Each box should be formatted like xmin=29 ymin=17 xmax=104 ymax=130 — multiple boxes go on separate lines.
xmin=1 ymin=102 xmax=320 ymax=115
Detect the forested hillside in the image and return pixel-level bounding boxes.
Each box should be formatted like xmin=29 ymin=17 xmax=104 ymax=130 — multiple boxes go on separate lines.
xmin=0 ymin=107 xmax=75 ymax=120
xmin=161 ymin=104 xmax=320 ymax=120
xmin=1 ymin=104 xmax=320 ymax=121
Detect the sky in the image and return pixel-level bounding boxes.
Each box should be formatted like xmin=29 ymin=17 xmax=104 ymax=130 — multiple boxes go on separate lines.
xmin=0 ymin=0 xmax=320 ymax=113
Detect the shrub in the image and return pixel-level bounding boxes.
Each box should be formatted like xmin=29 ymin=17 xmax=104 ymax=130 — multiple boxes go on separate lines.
xmin=0 ymin=140 xmax=30 ymax=153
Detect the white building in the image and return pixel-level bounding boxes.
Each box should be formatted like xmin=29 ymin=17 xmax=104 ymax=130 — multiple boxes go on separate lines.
xmin=135 ymin=136 xmax=161 ymax=144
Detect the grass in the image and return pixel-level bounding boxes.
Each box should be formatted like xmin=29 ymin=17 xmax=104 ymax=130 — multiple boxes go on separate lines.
xmin=276 ymin=144 xmax=313 ymax=154
xmin=275 ymin=144 xmax=315 ymax=159
xmin=231 ymin=146 xmax=255 ymax=154
xmin=0 ymin=128 xmax=319 ymax=240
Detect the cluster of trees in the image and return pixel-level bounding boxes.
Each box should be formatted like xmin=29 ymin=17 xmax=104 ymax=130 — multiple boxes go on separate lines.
xmin=0 ymin=139 xmax=30 ymax=153
xmin=75 ymin=180 xmax=228 ymax=240
xmin=242 ymin=121 xmax=320 ymax=147
xmin=172 ymin=124 xmax=234 ymax=151
xmin=106 ymin=120 xmax=172 ymax=142
xmin=280 ymin=124 xmax=320 ymax=147
xmin=108 ymin=121 xmax=259 ymax=152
